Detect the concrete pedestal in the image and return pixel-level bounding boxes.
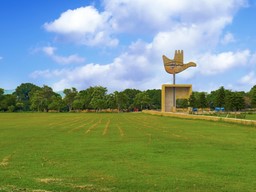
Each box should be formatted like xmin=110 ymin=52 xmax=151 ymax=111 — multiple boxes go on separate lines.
xmin=161 ymin=84 xmax=192 ymax=112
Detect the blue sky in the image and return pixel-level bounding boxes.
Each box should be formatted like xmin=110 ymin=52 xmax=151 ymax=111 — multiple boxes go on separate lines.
xmin=1 ymin=0 xmax=256 ymax=93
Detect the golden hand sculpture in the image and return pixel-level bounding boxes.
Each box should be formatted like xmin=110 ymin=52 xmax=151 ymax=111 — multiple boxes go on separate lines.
xmin=162 ymin=50 xmax=196 ymax=74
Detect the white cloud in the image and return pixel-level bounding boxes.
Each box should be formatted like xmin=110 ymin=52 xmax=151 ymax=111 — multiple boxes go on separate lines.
xmin=197 ymin=50 xmax=250 ymax=75
xmin=249 ymin=52 xmax=256 ymax=65
xmin=31 ymin=38 xmax=161 ymax=92
xmin=104 ymin=0 xmax=246 ymax=33
xmin=221 ymin=32 xmax=235 ymax=45
xmin=239 ymin=71 xmax=256 ymax=85
xmin=42 ymin=46 xmax=85 ymax=65
xmin=44 ymin=6 xmax=103 ymax=34
xmin=31 ymin=47 xmax=252 ymax=92
xmin=35 ymin=0 xmax=251 ymax=92
xmin=43 ymin=0 xmax=246 ymax=47
xmin=30 ymin=68 xmax=69 ymax=79
xmin=42 ymin=46 xmax=55 ymax=55
xmin=44 ymin=6 xmax=118 ymax=47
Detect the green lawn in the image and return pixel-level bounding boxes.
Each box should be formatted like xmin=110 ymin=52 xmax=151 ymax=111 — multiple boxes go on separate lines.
xmin=0 ymin=113 xmax=256 ymax=192
xmin=245 ymin=113 xmax=256 ymax=120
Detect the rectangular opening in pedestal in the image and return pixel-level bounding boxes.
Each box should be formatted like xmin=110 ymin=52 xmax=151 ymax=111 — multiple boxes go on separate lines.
xmin=161 ymin=84 xmax=192 ymax=112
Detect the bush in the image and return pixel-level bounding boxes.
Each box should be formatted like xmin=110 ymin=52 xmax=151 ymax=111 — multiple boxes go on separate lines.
xmin=8 ymin=105 xmax=15 ymax=112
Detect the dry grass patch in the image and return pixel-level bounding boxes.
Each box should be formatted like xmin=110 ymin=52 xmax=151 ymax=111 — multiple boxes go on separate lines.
xmin=68 ymin=119 xmax=95 ymax=133
xmin=73 ymin=184 xmax=94 ymax=190
xmin=102 ymin=119 xmax=111 ymax=135
xmin=36 ymin=178 xmax=62 ymax=184
xmin=85 ymin=118 xmax=102 ymax=134
xmin=0 ymin=185 xmax=52 ymax=192
xmin=117 ymin=125 xmax=124 ymax=137
xmin=0 ymin=154 xmax=13 ymax=167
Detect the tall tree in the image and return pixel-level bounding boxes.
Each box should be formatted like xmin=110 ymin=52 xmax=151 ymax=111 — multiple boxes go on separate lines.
xmin=122 ymin=89 xmax=141 ymax=110
xmin=0 ymin=88 xmax=4 ymax=109
xmin=145 ymin=89 xmax=161 ymax=109
xmin=199 ymin=92 xmax=207 ymax=109
xmin=30 ymin=89 xmax=44 ymax=112
xmin=106 ymin=93 xmax=117 ymax=110
xmin=63 ymin=87 xmax=78 ymax=112
xmin=76 ymin=87 xmax=95 ymax=109
xmin=226 ymin=91 xmax=245 ymax=111
xmin=0 ymin=88 xmax=3 ymax=97
xmin=176 ymin=99 xmax=188 ymax=108
xmin=0 ymin=94 xmax=16 ymax=112
xmin=89 ymin=86 xmax=107 ymax=111
xmin=14 ymin=83 xmax=40 ymax=111
xmin=48 ymin=94 xmax=64 ymax=112
xmin=30 ymin=85 xmax=56 ymax=112
xmin=215 ymin=86 xmax=225 ymax=107
xmin=133 ymin=92 xmax=151 ymax=110
xmin=114 ymin=91 xmax=129 ymax=111
xmin=41 ymin=85 xmax=56 ymax=112
xmin=189 ymin=92 xmax=198 ymax=108
xmin=250 ymin=85 xmax=256 ymax=108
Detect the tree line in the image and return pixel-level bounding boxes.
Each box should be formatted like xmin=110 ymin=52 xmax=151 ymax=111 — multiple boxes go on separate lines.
xmin=177 ymin=86 xmax=256 ymax=111
xmin=0 ymin=83 xmax=160 ymax=112
xmin=1 ymin=83 xmax=256 ymax=112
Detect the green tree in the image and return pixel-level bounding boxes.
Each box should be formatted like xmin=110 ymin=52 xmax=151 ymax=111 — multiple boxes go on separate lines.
xmin=189 ymin=92 xmax=198 ymax=108
xmin=199 ymin=92 xmax=207 ymax=109
xmin=122 ymin=89 xmax=141 ymax=110
xmin=225 ymin=91 xmax=245 ymax=111
xmin=16 ymin=102 xmax=24 ymax=111
xmin=250 ymin=85 xmax=256 ymax=108
xmin=89 ymin=86 xmax=107 ymax=111
xmin=30 ymin=85 xmax=56 ymax=112
xmin=105 ymin=93 xmax=117 ymax=110
xmin=145 ymin=89 xmax=161 ymax=109
xmin=0 ymin=88 xmax=4 ymax=110
xmin=0 ymin=88 xmax=3 ymax=97
xmin=78 ymin=87 xmax=95 ymax=109
xmin=176 ymin=99 xmax=188 ymax=108
xmin=14 ymin=83 xmax=40 ymax=111
xmin=0 ymin=94 xmax=16 ymax=112
xmin=48 ymin=94 xmax=64 ymax=112
xmin=114 ymin=91 xmax=129 ymax=111
xmin=215 ymin=86 xmax=225 ymax=107
xmin=30 ymin=90 xmax=44 ymax=111
xmin=133 ymin=92 xmax=151 ymax=110
xmin=63 ymin=87 xmax=78 ymax=112
xmin=41 ymin=85 xmax=56 ymax=112
xmin=207 ymin=90 xmax=217 ymax=109
xmin=72 ymin=99 xmax=84 ymax=111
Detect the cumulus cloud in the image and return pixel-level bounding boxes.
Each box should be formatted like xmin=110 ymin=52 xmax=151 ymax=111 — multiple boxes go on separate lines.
xmin=42 ymin=46 xmax=85 ymax=64
xmin=239 ymin=71 xmax=256 ymax=85
xmin=44 ymin=6 xmax=118 ymax=46
xmin=43 ymin=0 xmax=246 ymax=47
xmin=31 ymin=47 xmax=155 ymax=91
xmin=104 ymin=0 xmax=245 ymax=33
xmin=32 ymin=42 xmax=252 ymax=92
xmin=35 ymin=0 xmax=252 ymax=91
xmin=44 ymin=6 xmax=103 ymax=34
xmin=197 ymin=50 xmax=250 ymax=75
xmin=31 ymin=47 xmax=252 ymax=92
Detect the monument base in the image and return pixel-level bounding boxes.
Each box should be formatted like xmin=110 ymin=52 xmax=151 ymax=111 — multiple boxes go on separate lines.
xmin=161 ymin=84 xmax=192 ymax=112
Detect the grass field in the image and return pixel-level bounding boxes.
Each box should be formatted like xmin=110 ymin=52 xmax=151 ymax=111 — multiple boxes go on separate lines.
xmin=0 ymin=113 xmax=256 ymax=192
xmin=245 ymin=113 xmax=256 ymax=120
